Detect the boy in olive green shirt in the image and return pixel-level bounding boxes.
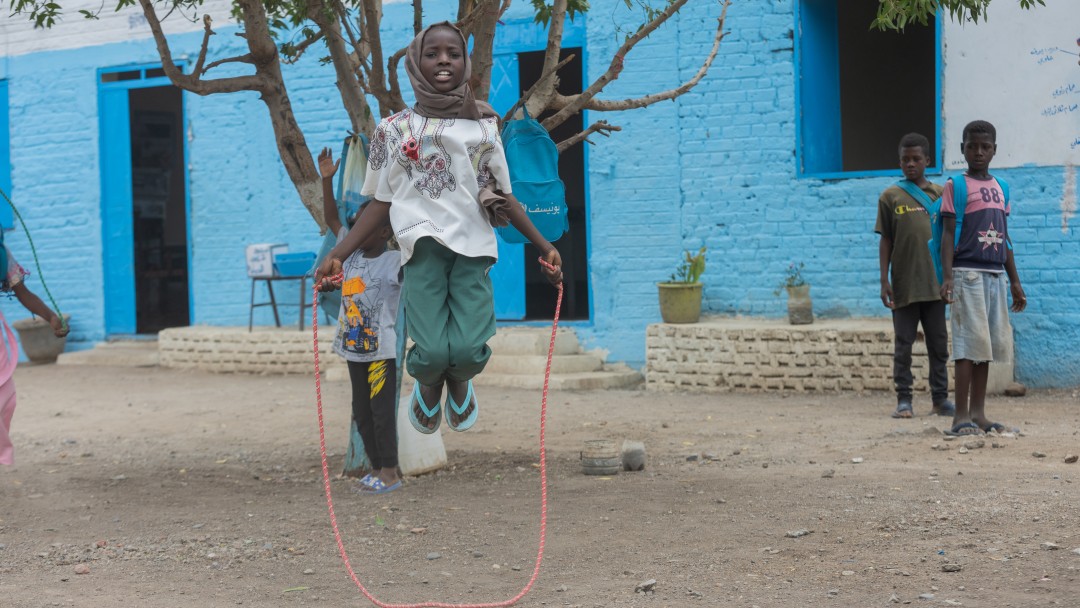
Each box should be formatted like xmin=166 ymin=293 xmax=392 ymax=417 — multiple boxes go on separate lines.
xmin=874 ymin=133 xmax=955 ymax=419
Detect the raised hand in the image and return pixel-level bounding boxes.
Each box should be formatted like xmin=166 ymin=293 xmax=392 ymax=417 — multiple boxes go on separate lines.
xmin=318 ymin=147 xmax=340 ymax=179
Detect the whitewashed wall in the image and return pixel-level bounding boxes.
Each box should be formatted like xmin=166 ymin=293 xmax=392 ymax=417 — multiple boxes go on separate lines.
xmin=0 ymin=0 xmax=236 ymax=58
xmin=943 ymin=1 xmax=1080 ymax=169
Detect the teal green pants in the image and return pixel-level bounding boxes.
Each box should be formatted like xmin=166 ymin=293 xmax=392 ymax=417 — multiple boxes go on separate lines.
xmin=403 ymin=237 xmax=496 ymax=386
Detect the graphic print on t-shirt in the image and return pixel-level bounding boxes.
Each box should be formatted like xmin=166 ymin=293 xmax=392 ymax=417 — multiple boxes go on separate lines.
xmin=978 ymin=222 xmax=1005 ymax=251
xmin=339 ymin=275 xmax=387 ymax=355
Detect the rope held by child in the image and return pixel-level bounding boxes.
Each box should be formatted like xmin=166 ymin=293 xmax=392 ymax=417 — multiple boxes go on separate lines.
xmin=0 ymin=187 xmax=66 ymax=332
xmin=311 ymin=256 xmax=563 ymax=608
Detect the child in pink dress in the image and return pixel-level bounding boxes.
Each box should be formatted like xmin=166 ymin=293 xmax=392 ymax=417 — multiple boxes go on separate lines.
xmin=0 ymin=247 xmax=68 ymax=465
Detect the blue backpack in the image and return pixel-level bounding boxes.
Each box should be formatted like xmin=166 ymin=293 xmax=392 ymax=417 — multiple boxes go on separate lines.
xmin=496 ymin=108 xmax=568 ymax=244
xmin=897 ymin=175 xmax=1011 ymax=284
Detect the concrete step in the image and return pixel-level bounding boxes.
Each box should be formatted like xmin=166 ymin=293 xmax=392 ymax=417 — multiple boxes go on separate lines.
xmin=483 ymin=353 xmax=603 ymax=375
xmin=488 ymin=327 xmax=581 ymax=356
xmin=57 ymin=340 xmax=159 ymax=367
xmin=473 ymin=367 xmax=644 ymax=390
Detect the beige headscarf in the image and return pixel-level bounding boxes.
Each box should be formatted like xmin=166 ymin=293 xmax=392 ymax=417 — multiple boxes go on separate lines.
xmin=405 ymin=21 xmax=498 ymax=121
xmin=404 ymin=21 xmax=510 ymax=226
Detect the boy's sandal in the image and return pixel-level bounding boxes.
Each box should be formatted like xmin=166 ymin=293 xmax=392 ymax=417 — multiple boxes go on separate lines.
xmin=408 ymin=382 xmax=441 ymax=435
xmin=445 ymin=380 xmax=479 ymax=432
xmin=982 ymin=422 xmax=1008 ymax=434
xmin=931 ymin=400 xmax=957 ymax=417
xmin=891 ymin=401 xmax=914 ymax=419
xmin=943 ymin=422 xmax=984 ymax=437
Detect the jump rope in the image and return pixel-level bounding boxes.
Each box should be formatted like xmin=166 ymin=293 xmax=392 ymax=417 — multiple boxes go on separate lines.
xmin=0 ymin=187 xmax=67 ymax=331
xmin=311 ymin=257 xmax=563 ymax=608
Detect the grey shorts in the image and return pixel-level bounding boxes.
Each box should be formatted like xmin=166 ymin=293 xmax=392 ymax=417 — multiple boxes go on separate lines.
xmin=950 ymin=269 xmax=1013 ymax=364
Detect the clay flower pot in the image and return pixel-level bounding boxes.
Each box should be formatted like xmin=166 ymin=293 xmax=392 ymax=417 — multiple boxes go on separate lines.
xmin=657 ymin=282 xmax=703 ymax=323
xmin=11 ymin=314 xmax=70 ymax=364
xmin=785 ymin=285 xmax=813 ymax=325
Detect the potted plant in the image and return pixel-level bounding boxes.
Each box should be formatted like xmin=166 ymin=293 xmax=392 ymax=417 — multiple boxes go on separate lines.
xmin=657 ymin=247 xmax=706 ymax=323
xmin=775 ymin=262 xmax=813 ymax=325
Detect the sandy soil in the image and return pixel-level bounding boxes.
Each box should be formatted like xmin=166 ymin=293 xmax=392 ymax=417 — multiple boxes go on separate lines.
xmin=1 ymin=364 xmax=1079 ymax=608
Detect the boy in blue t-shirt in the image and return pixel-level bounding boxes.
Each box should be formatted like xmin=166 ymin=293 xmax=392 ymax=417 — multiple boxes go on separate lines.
xmin=939 ymin=120 xmax=1027 ymax=437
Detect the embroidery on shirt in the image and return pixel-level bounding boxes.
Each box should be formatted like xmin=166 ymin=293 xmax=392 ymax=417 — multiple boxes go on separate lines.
xmin=369 ymin=121 xmax=391 ymax=171
xmin=469 ymin=117 xmax=498 ymax=189
xmin=385 ymin=110 xmax=457 ymax=199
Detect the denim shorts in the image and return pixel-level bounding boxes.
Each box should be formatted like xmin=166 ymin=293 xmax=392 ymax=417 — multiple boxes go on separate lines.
xmin=950 ymin=269 xmax=1013 ymax=363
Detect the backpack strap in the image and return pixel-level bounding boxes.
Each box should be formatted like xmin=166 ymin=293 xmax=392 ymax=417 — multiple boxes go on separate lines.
xmin=994 ymin=174 xmax=1013 ymax=251
xmin=894 ymin=179 xmax=937 ymax=210
xmin=948 ymin=175 xmax=968 ymax=248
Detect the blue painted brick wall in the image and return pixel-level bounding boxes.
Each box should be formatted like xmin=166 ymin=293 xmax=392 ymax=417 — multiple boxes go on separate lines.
xmin=2 ymin=0 xmax=1078 ymax=387
xmin=570 ymin=0 xmax=1080 ymax=388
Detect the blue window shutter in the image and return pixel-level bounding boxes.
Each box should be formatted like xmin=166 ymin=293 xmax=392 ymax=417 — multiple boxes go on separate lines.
xmin=796 ymin=0 xmax=843 ymax=175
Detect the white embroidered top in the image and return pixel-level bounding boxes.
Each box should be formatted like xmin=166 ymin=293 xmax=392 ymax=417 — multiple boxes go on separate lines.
xmin=361 ymin=109 xmax=512 ymax=265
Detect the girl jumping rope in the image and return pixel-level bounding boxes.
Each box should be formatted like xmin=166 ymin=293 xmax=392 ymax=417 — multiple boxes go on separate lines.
xmin=316 ymin=21 xmax=562 ymax=435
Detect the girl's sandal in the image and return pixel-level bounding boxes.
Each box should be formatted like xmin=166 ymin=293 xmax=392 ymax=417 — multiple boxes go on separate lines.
xmin=408 ymin=382 xmax=441 ymax=434
xmin=444 ymin=380 xmax=479 ymax=432
xmin=351 ymin=474 xmax=377 ymax=495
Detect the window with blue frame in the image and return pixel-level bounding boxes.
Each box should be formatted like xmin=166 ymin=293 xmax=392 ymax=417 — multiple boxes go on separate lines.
xmin=796 ymin=0 xmax=940 ymax=178
xmin=0 ymin=79 xmax=12 ymax=229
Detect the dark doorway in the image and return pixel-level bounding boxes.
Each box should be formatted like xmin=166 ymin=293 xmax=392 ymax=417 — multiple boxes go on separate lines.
xmin=836 ymin=1 xmax=936 ymax=172
xmin=517 ymin=48 xmax=589 ymax=321
xmin=128 ymin=86 xmax=189 ymax=333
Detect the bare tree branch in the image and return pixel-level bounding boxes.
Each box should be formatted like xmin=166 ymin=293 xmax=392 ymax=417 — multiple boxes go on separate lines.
xmin=525 ymin=0 xmax=567 ymax=115
xmin=202 ymin=53 xmax=254 ymax=74
xmin=192 ymin=14 xmax=214 ymax=76
xmin=136 ymin=0 xmax=265 ymax=95
xmin=541 ymin=0 xmax=717 ymax=131
xmin=501 ymin=53 xmax=575 ymax=123
xmin=413 ymin=0 xmax=423 ymax=36
xmin=556 ymin=119 xmax=621 ymax=153
xmin=554 ymin=1 xmax=728 ymax=116
xmin=309 ymin=0 xmax=373 ymax=135
xmin=281 ymin=31 xmax=325 ymax=65
xmin=140 ymin=0 xmax=326 ymax=226
xmin=360 ymin=0 xmax=394 ymax=118
xmin=467 ymin=0 xmax=504 ymax=100
xmin=386 ymin=45 xmax=409 ymax=112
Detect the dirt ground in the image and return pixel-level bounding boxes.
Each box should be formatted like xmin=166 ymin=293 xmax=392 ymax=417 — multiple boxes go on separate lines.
xmin=1 ymin=364 xmax=1079 ymax=608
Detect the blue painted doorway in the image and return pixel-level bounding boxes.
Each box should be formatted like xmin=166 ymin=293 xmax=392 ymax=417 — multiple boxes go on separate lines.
xmin=488 ymin=18 xmax=591 ymax=322
xmin=98 ymin=65 xmax=191 ymax=336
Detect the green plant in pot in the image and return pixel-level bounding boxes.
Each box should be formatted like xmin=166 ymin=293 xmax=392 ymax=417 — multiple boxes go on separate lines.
xmin=774 ymin=262 xmax=813 ymax=325
xmin=657 ymin=247 xmax=706 ymax=323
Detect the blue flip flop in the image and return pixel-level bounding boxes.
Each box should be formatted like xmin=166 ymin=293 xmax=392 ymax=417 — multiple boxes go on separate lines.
xmin=445 ymin=380 xmax=478 ymax=432
xmin=360 ymin=478 xmax=402 ymax=495
xmin=408 ymin=382 xmax=441 ymax=434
